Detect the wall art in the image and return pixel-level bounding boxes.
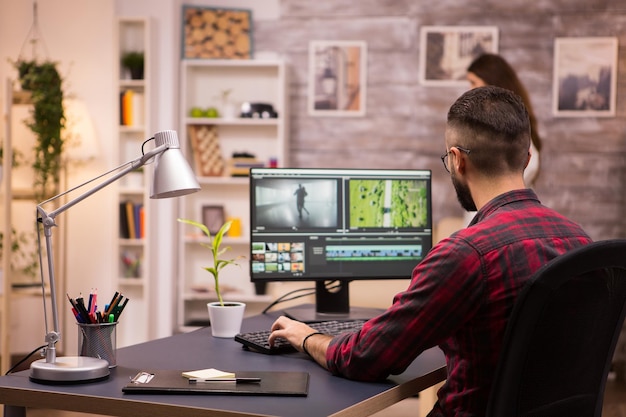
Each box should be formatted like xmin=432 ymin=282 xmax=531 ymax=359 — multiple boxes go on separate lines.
xmin=553 ymin=37 xmax=618 ymax=117
xmin=182 ymin=5 xmax=252 ymax=59
xmin=308 ymin=40 xmax=367 ymax=117
xmin=419 ymin=26 xmax=499 ymax=86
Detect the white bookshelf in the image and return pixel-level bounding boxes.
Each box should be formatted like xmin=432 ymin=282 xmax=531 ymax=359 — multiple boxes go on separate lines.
xmin=114 ymin=17 xmax=151 ymax=347
xmin=176 ymin=59 xmax=288 ymax=331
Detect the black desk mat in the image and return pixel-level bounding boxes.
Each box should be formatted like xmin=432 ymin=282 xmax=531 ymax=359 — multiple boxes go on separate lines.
xmin=122 ymin=370 xmax=309 ymax=396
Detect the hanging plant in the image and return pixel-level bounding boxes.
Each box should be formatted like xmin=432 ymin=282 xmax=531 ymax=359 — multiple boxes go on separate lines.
xmin=14 ymin=59 xmax=65 ymax=200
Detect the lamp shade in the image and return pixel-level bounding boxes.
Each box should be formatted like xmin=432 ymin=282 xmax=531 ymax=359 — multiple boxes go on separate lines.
xmin=150 ymin=130 xmax=200 ymax=198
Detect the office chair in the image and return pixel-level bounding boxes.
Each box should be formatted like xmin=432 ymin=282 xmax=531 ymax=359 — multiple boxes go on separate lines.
xmin=485 ymin=239 xmax=626 ymax=417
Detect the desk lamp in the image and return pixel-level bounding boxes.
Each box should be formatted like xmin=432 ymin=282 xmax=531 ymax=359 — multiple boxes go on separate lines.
xmin=29 ymin=130 xmax=200 ymax=384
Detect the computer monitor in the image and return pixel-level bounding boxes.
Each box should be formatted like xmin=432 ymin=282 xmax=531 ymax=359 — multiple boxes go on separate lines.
xmin=249 ymin=167 xmax=433 ymax=322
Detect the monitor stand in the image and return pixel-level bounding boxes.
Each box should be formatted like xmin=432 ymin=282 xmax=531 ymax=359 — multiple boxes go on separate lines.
xmin=283 ymin=281 xmax=385 ymax=323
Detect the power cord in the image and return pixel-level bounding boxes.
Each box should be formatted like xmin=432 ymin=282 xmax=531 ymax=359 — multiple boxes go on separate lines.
xmin=5 ymin=344 xmax=46 ymax=375
xmin=261 ymin=282 xmax=342 ymax=315
xmin=262 ymin=287 xmax=315 ymax=314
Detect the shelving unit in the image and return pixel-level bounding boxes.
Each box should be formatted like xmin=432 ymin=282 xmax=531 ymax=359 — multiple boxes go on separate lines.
xmin=1 ymin=79 xmax=14 ymax=374
xmin=176 ymin=59 xmax=288 ymax=332
xmin=114 ymin=17 xmax=151 ymax=346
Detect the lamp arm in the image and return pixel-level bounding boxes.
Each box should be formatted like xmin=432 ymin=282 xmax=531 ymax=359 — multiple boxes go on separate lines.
xmin=45 ymin=143 xmax=169 ymax=221
xmin=36 ymin=143 xmax=170 ymax=363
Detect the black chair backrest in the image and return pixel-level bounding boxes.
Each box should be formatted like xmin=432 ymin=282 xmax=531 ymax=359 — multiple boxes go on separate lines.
xmin=486 ymin=239 xmax=626 ymax=417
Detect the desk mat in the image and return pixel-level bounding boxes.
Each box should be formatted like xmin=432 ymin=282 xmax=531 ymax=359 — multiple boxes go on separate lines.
xmin=122 ymin=370 xmax=309 ymax=396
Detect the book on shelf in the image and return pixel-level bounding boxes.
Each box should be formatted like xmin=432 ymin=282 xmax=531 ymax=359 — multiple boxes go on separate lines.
xmin=228 ymin=156 xmax=265 ymax=177
xmin=119 ymin=201 xmax=145 ymax=239
xmin=126 ymin=201 xmax=136 ymax=239
xmin=120 ymin=89 xmax=144 ymax=127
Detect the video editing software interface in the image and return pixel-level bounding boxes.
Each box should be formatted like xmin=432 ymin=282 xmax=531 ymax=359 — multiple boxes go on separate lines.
xmin=250 ymin=168 xmax=433 ymax=283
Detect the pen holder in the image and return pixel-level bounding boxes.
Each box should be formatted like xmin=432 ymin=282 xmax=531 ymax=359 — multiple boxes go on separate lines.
xmin=77 ymin=322 xmax=117 ymax=368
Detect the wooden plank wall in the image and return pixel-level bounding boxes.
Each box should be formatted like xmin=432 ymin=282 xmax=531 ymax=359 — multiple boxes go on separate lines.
xmin=254 ymin=0 xmax=626 ymax=240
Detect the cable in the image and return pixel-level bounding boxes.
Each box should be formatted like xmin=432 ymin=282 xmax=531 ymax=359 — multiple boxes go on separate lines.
xmin=261 ymin=287 xmax=315 ymax=314
xmin=261 ymin=282 xmax=343 ymax=315
xmin=5 ymin=344 xmax=46 ymax=375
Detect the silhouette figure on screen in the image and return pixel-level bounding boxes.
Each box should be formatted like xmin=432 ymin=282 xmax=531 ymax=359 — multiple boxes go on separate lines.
xmin=294 ymin=184 xmax=309 ymax=219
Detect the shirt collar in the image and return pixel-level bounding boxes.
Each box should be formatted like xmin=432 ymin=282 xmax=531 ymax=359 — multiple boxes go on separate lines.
xmin=468 ymin=189 xmax=540 ymax=226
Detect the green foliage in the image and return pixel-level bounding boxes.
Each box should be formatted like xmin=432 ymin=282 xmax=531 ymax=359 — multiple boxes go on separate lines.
xmin=121 ymin=51 xmax=144 ymax=79
xmin=177 ymin=218 xmax=243 ymax=306
xmin=15 ymin=59 xmax=65 ymax=200
xmin=121 ymin=51 xmax=144 ymax=69
xmin=0 ymin=228 xmax=38 ymax=278
xmin=0 ymin=147 xmax=24 ymax=168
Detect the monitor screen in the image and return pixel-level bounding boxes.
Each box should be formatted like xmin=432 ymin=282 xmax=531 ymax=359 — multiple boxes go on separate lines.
xmin=249 ymin=167 xmax=433 ymax=321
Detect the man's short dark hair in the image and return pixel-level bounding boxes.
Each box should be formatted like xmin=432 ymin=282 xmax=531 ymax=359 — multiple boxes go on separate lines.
xmin=447 ymin=86 xmax=531 ymax=175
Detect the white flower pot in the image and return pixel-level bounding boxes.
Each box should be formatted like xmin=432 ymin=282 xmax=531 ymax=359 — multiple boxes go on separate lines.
xmin=207 ymin=301 xmax=246 ymax=338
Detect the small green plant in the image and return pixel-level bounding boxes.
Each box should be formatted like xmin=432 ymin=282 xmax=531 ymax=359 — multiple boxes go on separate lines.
xmin=177 ymin=218 xmax=243 ymax=306
xmin=121 ymin=51 xmax=144 ymax=79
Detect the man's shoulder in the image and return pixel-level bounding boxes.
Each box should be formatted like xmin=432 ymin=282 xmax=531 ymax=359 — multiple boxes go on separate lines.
xmin=456 ymin=205 xmax=589 ymax=254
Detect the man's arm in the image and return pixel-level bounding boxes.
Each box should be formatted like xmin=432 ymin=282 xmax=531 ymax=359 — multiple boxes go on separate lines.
xmin=269 ymin=316 xmax=332 ymax=369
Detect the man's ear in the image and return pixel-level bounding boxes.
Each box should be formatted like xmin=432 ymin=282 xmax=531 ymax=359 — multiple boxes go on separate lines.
xmin=450 ymin=147 xmax=467 ymax=175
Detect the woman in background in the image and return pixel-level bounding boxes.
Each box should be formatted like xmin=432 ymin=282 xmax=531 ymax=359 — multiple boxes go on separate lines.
xmin=463 ymin=53 xmax=542 ymax=226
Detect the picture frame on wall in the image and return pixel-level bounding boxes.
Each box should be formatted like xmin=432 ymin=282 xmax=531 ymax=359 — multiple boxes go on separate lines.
xmin=308 ymin=40 xmax=367 ymax=117
xmin=182 ymin=5 xmax=253 ymax=59
xmin=202 ymin=205 xmax=225 ymax=235
xmin=419 ymin=26 xmax=499 ymax=86
xmin=552 ymin=37 xmax=618 ymax=117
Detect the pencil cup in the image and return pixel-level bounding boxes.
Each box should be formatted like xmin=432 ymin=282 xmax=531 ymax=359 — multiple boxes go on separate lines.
xmin=77 ymin=322 xmax=117 ymax=368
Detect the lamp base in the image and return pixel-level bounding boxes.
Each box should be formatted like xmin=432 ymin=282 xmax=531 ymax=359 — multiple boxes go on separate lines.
xmin=29 ymin=356 xmax=110 ymax=384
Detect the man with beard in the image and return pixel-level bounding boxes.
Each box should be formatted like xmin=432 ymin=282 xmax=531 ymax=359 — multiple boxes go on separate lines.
xmin=268 ymin=86 xmax=592 ymax=417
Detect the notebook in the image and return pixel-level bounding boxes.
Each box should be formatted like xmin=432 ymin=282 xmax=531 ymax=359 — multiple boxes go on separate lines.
xmin=122 ymin=370 xmax=309 ymax=396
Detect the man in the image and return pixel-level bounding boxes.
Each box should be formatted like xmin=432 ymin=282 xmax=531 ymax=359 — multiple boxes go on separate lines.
xmin=269 ymin=86 xmax=592 ymax=417
xmin=294 ymin=183 xmax=309 ymax=219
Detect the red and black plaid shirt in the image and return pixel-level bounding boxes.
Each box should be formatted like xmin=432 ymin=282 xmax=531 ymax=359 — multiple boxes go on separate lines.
xmin=327 ymin=189 xmax=591 ymax=417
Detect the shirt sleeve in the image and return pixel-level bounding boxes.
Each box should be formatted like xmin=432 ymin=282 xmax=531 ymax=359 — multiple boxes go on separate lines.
xmin=326 ymin=235 xmax=485 ymax=381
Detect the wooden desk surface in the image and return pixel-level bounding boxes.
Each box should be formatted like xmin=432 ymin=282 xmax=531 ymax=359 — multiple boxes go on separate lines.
xmin=0 ymin=314 xmax=446 ymax=417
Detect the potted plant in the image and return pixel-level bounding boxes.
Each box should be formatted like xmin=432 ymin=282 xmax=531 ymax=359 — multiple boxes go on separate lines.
xmin=177 ymin=218 xmax=246 ymax=338
xmin=13 ymin=59 xmax=65 ymax=200
xmin=121 ymin=51 xmax=144 ymax=80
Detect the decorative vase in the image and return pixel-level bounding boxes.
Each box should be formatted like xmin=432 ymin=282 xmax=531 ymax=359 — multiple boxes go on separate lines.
xmin=221 ymin=101 xmax=238 ymax=119
xmin=207 ymin=301 xmax=246 ymax=338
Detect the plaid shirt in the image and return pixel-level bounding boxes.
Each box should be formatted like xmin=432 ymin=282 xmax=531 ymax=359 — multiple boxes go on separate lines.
xmin=326 ymin=189 xmax=591 ymax=417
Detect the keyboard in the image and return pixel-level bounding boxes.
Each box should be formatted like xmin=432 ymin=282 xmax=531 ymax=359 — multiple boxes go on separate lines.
xmin=234 ymin=319 xmax=366 ymax=354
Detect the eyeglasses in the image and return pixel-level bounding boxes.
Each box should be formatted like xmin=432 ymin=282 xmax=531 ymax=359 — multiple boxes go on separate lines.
xmin=441 ymin=146 xmax=471 ymax=173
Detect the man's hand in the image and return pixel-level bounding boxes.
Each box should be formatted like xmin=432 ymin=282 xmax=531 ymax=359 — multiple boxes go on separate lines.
xmin=269 ymin=316 xmax=315 ymax=352
xmin=269 ymin=316 xmax=332 ymax=368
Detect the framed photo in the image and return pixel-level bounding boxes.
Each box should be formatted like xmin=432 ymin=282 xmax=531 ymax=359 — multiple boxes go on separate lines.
xmin=552 ymin=37 xmax=618 ymax=117
xmin=182 ymin=5 xmax=253 ymax=59
xmin=419 ymin=26 xmax=499 ymax=86
xmin=202 ymin=205 xmax=225 ymax=235
xmin=308 ymin=40 xmax=367 ymax=117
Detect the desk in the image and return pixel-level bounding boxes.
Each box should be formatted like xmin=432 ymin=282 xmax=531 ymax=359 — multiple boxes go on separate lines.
xmin=0 ymin=314 xmax=446 ymax=417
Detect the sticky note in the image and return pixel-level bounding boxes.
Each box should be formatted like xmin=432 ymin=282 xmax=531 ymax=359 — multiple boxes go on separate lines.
xmin=181 ymin=368 xmax=235 ymax=379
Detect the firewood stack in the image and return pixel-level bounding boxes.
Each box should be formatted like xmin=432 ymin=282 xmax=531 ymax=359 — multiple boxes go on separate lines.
xmin=184 ymin=8 xmax=252 ymax=59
